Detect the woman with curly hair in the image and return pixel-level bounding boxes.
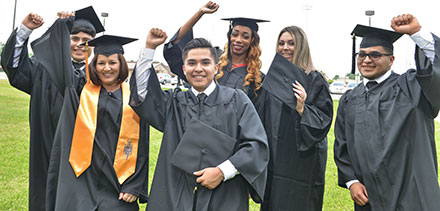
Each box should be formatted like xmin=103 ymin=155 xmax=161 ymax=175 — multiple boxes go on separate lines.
xmin=163 ymin=1 xmax=267 ymax=98
xmin=215 ymin=17 xmax=267 ymax=97
xmin=258 ymin=25 xmax=333 ymax=211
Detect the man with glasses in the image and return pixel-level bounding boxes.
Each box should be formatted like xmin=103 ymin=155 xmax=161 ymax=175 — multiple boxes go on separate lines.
xmin=334 ymin=14 xmax=440 ymax=211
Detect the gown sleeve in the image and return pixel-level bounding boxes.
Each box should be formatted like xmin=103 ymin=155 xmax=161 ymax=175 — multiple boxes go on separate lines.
xmin=296 ymin=71 xmax=333 ymax=151
xmin=1 ymin=29 xmax=39 ymax=94
xmin=333 ymin=92 xmax=357 ymax=188
xmin=414 ymin=33 xmax=440 ymax=112
xmin=163 ymin=28 xmax=193 ymax=82
xmin=31 ymin=17 xmax=75 ymax=95
xmin=228 ymin=90 xmax=269 ymax=203
xmin=130 ymin=65 xmax=172 ymax=132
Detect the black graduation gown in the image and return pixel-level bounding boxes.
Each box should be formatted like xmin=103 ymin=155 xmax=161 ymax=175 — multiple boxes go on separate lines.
xmin=0 ymin=19 xmax=86 ymax=211
xmin=334 ymin=35 xmax=440 ymax=211
xmin=255 ymin=56 xmax=333 ymax=210
xmin=217 ymin=63 xmax=257 ymax=95
xmin=38 ymin=18 xmax=149 ymax=211
xmin=129 ymin=68 xmax=269 ymax=211
xmin=163 ymin=28 xmax=194 ymax=82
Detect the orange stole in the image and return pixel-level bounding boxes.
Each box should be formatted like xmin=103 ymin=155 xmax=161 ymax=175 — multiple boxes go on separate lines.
xmin=69 ymin=81 xmax=140 ymax=185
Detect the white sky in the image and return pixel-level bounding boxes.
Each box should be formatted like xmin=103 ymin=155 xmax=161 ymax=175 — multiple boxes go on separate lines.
xmin=1 ymin=0 xmax=439 ymax=78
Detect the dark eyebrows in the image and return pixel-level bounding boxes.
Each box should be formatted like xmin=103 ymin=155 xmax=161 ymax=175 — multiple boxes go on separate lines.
xmin=232 ymin=29 xmax=250 ymax=35
xmin=186 ymin=59 xmax=196 ymax=63
xmin=185 ymin=58 xmax=213 ymax=63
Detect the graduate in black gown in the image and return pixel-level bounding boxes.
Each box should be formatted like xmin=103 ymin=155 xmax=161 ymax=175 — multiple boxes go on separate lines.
xmin=44 ymin=14 xmax=149 ymax=210
xmin=0 ymin=6 xmax=103 ymax=211
xmin=334 ymin=14 xmax=440 ymax=211
xmin=130 ymin=29 xmax=268 ymax=210
xmin=258 ymin=26 xmax=333 ymax=211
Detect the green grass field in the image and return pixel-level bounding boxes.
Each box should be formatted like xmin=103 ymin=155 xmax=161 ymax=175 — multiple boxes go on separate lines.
xmin=0 ymin=79 xmax=439 ymax=210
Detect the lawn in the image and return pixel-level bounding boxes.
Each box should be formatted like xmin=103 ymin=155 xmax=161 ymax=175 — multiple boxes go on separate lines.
xmin=0 ymin=79 xmax=439 ymax=210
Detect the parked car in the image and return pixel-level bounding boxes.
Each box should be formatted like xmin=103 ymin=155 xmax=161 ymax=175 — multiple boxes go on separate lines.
xmin=170 ymin=76 xmax=178 ymax=85
xmin=346 ymin=82 xmax=359 ymax=91
xmin=157 ymin=73 xmax=172 ymax=85
xmin=329 ymin=82 xmax=348 ymax=94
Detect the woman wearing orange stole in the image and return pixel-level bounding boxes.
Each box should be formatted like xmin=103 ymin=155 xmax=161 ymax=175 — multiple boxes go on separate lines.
xmin=44 ymin=13 xmax=149 ymax=211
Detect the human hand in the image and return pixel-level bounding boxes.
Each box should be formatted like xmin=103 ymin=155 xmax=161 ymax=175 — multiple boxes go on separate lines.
xmin=57 ymin=11 xmax=75 ymax=19
xmin=293 ymin=81 xmax=306 ymax=116
xmin=22 ymin=13 xmax=44 ymax=30
xmin=349 ymin=182 xmax=369 ymax=206
xmin=194 ymin=167 xmax=224 ymax=189
xmin=391 ymin=14 xmax=421 ymax=35
xmin=200 ymin=1 xmax=219 ymax=14
xmin=145 ymin=28 xmax=168 ymax=49
xmin=118 ymin=192 xmax=138 ymax=203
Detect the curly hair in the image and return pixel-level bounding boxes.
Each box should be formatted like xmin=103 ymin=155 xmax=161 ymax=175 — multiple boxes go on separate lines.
xmin=216 ymin=29 xmax=263 ymax=91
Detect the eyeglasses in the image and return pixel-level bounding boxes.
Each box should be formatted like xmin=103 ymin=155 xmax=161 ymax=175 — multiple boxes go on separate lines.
xmin=356 ymin=51 xmax=393 ymax=61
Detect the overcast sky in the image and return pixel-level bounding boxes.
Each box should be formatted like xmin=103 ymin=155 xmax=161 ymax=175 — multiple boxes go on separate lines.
xmin=1 ymin=0 xmax=439 ymax=78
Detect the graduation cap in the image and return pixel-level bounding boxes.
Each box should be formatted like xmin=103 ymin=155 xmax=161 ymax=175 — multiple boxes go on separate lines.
xmin=170 ymin=118 xmax=236 ymax=174
xmin=351 ymin=24 xmax=403 ymax=73
xmin=73 ymin=6 xmax=105 ymax=34
xmin=84 ymin=35 xmax=138 ymax=56
xmin=262 ymin=53 xmax=310 ymax=111
xmin=221 ymin=17 xmax=269 ymax=32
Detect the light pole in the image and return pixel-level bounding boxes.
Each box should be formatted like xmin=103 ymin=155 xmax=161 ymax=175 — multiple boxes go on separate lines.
xmin=304 ymin=4 xmax=312 ymax=33
xmin=101 ymin=12 xmax=108 ymax=34
xmin=12 ymin=0 xmax=18 ymax=31
xmin=365 ymin=10 xmax=375 ymax=26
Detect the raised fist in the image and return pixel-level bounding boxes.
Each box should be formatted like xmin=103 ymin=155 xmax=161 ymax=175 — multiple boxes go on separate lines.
xmin=145 ymin=28 xmax=168 ymax=49
xmin=22 ymin=13 xmax=44 ymax=30
xmin=391 ymin=14 xmax=421 ymax=35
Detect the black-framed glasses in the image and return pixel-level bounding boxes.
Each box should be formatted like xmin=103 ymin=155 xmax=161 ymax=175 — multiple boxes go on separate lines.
xmin=356 ymin=51 xmax=393 ymax=61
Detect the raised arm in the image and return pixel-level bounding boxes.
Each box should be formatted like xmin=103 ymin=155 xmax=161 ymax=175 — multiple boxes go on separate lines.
xmin=392 ymin=14 xmax=440 ymax=110
xmin=130 ymin=28 xmax=169 ymax=131
xmin=173 ymin=1 xmax=219 ymax=44
xmin=163 ymin=1 xmax=218 ymax=81
xmin=31 ymin=12 xmax=75 ymax=95
xmin=0 ymin=13 xmax=44 ymax=93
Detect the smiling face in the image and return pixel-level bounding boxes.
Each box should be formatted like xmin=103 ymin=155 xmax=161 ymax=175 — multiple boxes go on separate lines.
xmin=229 ymin=25 xmax=252 ymax=58
xmin=70 ymin=32 xmax=94 ymax=62
xmin=183 ymin=48 xmax=218 ymax=92
xmin=277 ymin=31 xmax=295 ymax=62
xmin=357 ymin=46 xmax=394 ymax=80
xmin=95 ymin=54 xmax=121 ymax=89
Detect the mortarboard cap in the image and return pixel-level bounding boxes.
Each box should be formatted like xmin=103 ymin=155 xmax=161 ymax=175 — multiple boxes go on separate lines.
xmin=170 ymin=118 xmax=236 ymax=174
xmin=262 ymin=53 xmax=310 ymax=110
xmin=73 ymin=6 xmax=105 ymax=34
xmin=221 ymin=17 xmax=269 ymax=32
xmin=84 ymin=35 xmax=137 ymax=56
xmin=351 ymin=24 xmax=403 ymax=50
xmin=350 ymin=24 xmax=403 ymax=74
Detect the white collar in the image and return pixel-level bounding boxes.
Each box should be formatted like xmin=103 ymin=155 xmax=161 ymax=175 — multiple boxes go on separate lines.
xmin=191 ymin=81 xmax=216 ymax=97
xmin=363 ymin=70 xmax=392 ymax=86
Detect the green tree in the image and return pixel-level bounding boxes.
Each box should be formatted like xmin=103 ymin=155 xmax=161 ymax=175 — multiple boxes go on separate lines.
xmin=346 ymin=73 xmax=355 ymax=80
xmin=333 ymin=75 xmax=340 ymax=80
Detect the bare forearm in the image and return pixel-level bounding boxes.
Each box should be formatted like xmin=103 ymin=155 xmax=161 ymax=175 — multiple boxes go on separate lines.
xmin=174 ymin=9 xmax=204 ymax=44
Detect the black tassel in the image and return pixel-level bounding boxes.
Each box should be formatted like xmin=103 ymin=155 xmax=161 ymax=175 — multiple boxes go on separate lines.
xmin=352 ymin=34 xmax=356 ymax=74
